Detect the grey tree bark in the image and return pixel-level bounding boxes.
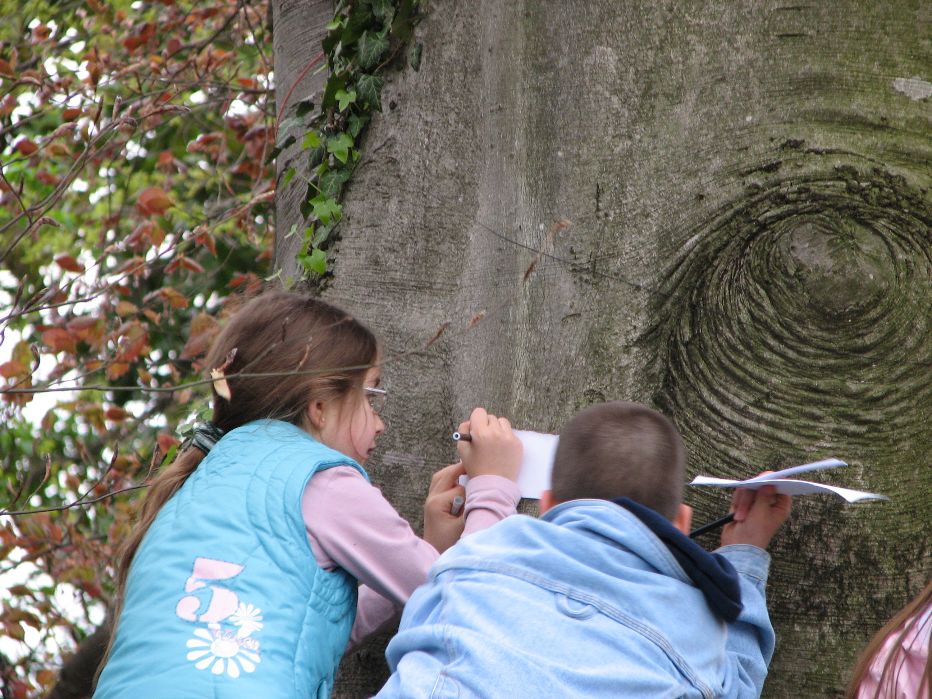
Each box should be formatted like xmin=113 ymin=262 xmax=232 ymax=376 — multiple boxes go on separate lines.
xmin=272 ymin=0 xmax=333 ymax=282
xmin=274 ymin=1 xmax=931 ymax=696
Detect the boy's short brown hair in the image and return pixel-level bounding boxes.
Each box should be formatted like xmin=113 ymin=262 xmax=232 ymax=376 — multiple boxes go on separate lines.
xmin=550 ymin=401 xmax=686 ymax=520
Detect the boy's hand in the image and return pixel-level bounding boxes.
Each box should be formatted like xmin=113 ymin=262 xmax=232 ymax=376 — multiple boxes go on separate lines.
xmin=457 ymin=407 xmax=522 ymax=482
xmin=423 ymin=462 xmax=467 ymax=553
xmin=720 ymin=478 xmax=792 ymax=550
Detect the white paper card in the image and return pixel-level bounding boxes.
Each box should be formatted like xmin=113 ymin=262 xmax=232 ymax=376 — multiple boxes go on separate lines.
xmin=456 ymin=430 xmax=559 ymax=499
xmin=513 ymin=430 xmax=559 ymax=499
xmin=689 ymin=458 xmax=888 ymax=503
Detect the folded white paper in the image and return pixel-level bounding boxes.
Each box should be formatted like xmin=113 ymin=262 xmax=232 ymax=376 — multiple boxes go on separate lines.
xmin=513 ymin=430 xmax=559 ymax=499
xmin=457 ymin=430 xmax=559 ymax=499
xmin=689 ymin=458 xmax=888 ymax=502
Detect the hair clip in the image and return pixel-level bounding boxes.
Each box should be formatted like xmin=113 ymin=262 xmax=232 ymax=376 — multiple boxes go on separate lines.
xmin=210 ymin=348 xmax=237 ymax=401
xmin=191 ymin=422 xmax=225 ymax=455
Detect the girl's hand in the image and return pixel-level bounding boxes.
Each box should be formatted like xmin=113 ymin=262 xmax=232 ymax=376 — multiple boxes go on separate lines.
xmin=456 ymin=407 xmax=522 ymax=482
xmin=720 ymin=480 xmax=792 ymax=550
xmin=423 ymin=462 xmax=467 ymax=554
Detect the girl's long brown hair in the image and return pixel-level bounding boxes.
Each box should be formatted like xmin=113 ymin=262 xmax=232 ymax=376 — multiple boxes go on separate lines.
xmin=846 ymin=580 xmax=932 ymax=699
xmin=99 ymin=290 xmax=378 ymax=676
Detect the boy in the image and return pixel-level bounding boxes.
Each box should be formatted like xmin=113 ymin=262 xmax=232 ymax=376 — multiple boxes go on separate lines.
xmin=376 ymin=401 xmax=790 ymax=698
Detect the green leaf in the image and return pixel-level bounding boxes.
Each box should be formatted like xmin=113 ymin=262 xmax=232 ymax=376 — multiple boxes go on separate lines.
xmin=299 ymin=247 xmax=328 ymax=275
xmin=326 ymin=18 xmax=344 ymax=31
xmin=335 ymin=88 xmax=357 ymax=112
xmin=327 ymin=133 xmax=355 ymax=163
xmin=312 ymin=221 xmax=336 ymax=247
xmin=357 ymin=31 xmax=390 ymax=70
xmin=282 ymin=167 xmax=297 ymax=188
xmin=310 ymin=194 xmax=343 ymax=225
xmin=371 ymin=0 xmax=395 ymax=21
xmin=356 ymin=73 xmax=384 ymax=111
xmin=302 ymin=131 xmax=321 ymax=149
xmin=347 ymin=113 xmax=369 ymax=139
xmin=319 ymin=168 xmax=351 ymax=198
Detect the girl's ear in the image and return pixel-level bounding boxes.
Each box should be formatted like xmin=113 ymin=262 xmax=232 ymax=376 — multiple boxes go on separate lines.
xmin=305 ymin=399 xmax=327 ymax=435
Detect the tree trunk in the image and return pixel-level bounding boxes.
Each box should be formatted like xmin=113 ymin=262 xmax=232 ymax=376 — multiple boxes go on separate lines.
xmin=272 ymin=0 xmax=334 ymax=282
xmin=274 ymin=1 xmax=930 ymax=696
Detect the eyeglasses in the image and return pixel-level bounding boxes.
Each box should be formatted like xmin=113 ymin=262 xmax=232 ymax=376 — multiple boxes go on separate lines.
xmin=364 ymin=386 xmax=387 ymax=415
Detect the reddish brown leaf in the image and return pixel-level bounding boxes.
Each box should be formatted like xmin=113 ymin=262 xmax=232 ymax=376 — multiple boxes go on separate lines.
xmin=106 ymin=362 xmax=130 ymax=380
xmin=178 ymin=256 xmax=206 ymax=273
xmin=0 ymin=360 xmax=26 ymax=378
xmin=116 ymin=300 xmax=138 ymax=316
xmin=157 ymin=432 xmax=180 ymax=453
xmin=14 ymin=138 xmax=38 ymax=156
xmin=36 ymin=670 xmax=57 ymax=688
xmin=0 ymin=59 xmax=13 ymax=76
xmin=62 ymin=107 xmax=81 ymax=121
xmin=36 ymin=170 xmax=60 ymax=186
xmin=156 ymin=149 xmax=175 ymax=172
xmin=54 ymin=254 xmax=85 ymax=273
xmin=193 ymin=225 xmax=217 ymax=256
xmin=42 ymin=327 xmax=77 ymax=353
xmin=105 ymin=406 xmax=129 ymax=421
xmin=160 ymin=286 xmax=189 ymax=309
xmin=180 ymin=312 xmax=220 ymax=360
xmin=114 ymin=321 xmax=149 ymax=361
xmin=136 ymin=186 xmax=173 ymax=216
xmin=67 ymin=316 xmax=105 ymax=346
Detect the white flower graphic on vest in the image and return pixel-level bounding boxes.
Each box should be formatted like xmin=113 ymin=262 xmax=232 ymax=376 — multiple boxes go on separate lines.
xmin=229 ymin=602 xmax=263 ymax=637
xmin=176 ymin=557 xmax=262 ymax=678
xmin=185 ymin=625 xmax=261 ymax=678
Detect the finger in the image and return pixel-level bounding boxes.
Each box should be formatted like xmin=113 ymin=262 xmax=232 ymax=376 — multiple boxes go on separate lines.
xmin=430 ymin=462 xmax=466 ymax=492
xmin=730 ymin=487 xmax=755 ymax=523
xmin=497 ymin=416 xmax=512 ymax=430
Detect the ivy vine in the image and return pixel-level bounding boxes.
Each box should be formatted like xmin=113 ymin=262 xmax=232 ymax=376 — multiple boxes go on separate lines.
xmin=274 ymin=0 xmax=423 ymax=276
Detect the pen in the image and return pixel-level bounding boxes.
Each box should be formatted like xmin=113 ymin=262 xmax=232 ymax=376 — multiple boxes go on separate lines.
xmin=450 ymin=495 xmax=465 ymax=516
xmin=688 ymin=512 xmax=735 ymax=539
xmin=452 ymin=431 xmax=472 ymax=442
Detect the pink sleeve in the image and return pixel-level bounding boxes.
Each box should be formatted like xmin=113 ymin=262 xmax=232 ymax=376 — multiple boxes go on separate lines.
xmin=302 ymin=466 xmax=521 ymax=646
xmin=463 ymin=475 xmax=522 ymax=536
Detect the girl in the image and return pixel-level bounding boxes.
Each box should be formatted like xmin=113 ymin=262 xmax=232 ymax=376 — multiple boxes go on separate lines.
xmin=847 ymin=581 xmax=931 ymax=699
xmin=94 ymin=290 xmax=522 ymax=698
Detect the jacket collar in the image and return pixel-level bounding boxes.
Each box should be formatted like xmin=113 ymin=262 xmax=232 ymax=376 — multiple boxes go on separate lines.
xmin=610 ymin=497 xmax=743 ymax=623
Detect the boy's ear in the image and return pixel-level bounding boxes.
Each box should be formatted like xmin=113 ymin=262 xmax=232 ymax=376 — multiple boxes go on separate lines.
xmin=539 ymin=490 xmax=556 ymax=515
xmin=672 ymin=503 xmax=693 ymax=535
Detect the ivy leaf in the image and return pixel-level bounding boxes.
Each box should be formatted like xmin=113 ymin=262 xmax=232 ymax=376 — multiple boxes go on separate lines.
xmin=356 ymin=73 xmax=384 ymax=111
xmin=310 ymin=194 xmax=343 ymax=225
xmin=347 ymin=113 xmax=369 ymax=139
xmin=302 ymin=131 xmax=321 ymax=149
xmin=319 ymin=167 xmax=351 ymax=198
xmin=299 ymin=247 xmax=328 ymax=275
xmin=357 ymin=31 xmax=390 ymax=70
xmin=371 ymin=0 xmax=395 ymax=21
xmin=327 ymin=133 xmax=355 ymax=163
xmin=335 ymin=88 xmax=357 ymax=112
xmin=277 ymin=116 xmax=304 ymax=145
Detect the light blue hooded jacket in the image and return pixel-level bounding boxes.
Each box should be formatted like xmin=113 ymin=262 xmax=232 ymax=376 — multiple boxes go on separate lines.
xmin=377 ymin=499 xmax=775 ymax=699
xmin=95 ymin=419 xmax=367 ymax=699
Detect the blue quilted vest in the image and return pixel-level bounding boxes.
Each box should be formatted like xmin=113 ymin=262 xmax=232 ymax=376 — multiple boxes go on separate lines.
xmin=95 ymin=419 xmax=368 ymax=699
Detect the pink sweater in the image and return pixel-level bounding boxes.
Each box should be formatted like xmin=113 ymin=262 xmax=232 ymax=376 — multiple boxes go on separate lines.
xmin=855 ymin=602 xmax=931 ymax=699
xmin=301 ymin=467 xmax=521 ymax=646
